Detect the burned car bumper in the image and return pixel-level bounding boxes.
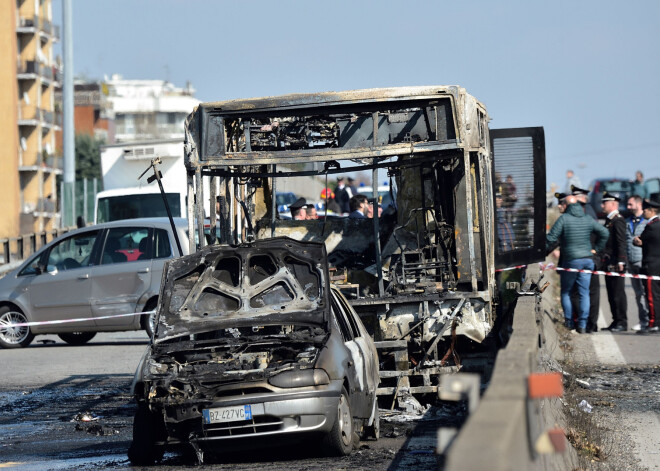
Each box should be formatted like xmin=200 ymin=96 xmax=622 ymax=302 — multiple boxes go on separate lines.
xmin=152 ymin=380 xmax=343 ymax=445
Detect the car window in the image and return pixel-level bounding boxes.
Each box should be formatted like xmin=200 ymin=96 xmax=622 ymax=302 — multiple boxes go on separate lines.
xmin=333 ymin=291 xmax=361 ymax=338
xmin=102 ymin=227 xmax=150 ymax=265
xmin=18 ymin=253 xmax=43 ymax=277
xmin=154 ymin=228 xmax=172 ymax=259
xmin=331 ymin=293 xmax=354 ymax=341
xmin=601 ymin=181 xmax=631 ymax=192
xmin=46 ymin=231 xmax=100 ymax=271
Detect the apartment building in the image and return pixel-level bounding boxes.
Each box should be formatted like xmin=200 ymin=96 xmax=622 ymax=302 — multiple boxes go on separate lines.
xmin=0 ymin=0 xmax=61 ymax=238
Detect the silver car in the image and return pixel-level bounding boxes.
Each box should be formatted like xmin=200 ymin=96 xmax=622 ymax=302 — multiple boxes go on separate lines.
xmin=0 ymin=218 xmax=189 ymax=348
xmin=129 ymin=238 xmax=380 ymax=465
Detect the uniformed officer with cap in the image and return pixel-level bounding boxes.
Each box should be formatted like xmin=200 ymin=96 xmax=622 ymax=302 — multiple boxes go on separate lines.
xmin=632 ymin=199 xmax=660 ymax=333
xmin=289 ymin=197 xmax=309 ymax=221
xmin=571 ymin=185 xmax=598 ymax=220
xmin=601 ymin=191 xmax=628 ymax=331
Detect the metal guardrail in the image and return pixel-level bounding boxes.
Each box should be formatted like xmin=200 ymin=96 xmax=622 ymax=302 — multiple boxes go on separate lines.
xmin=0 ymin=227 xmax=74 ymax=272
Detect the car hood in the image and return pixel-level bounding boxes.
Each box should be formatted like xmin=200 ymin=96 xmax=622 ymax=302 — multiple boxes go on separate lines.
xmin=155 ymin=237 xmax=330 ymax=341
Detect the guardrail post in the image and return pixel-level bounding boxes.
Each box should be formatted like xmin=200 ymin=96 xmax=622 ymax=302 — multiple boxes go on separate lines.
xmin=40 ymin=232 xmax=48 ymax=247
xmin=30 ymin=234 xmax=37 ymax=254
xmin=17 ymin=237 xmax=24 ymax=261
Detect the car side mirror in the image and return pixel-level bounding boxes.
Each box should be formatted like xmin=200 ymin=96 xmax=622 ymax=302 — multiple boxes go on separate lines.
xmin=45 ymin=264 xmax=58 ymax=275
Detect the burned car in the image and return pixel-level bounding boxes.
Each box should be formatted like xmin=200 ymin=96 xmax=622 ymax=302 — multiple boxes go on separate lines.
xmin=129 ymin=238 xmax=379 ymax=465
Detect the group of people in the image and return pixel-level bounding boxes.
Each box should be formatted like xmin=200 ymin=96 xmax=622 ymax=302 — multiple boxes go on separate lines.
xmin=289 ymin=192 xmax=379 ymax=220
xmin=547 ymin=178 xmax=660 ymax=335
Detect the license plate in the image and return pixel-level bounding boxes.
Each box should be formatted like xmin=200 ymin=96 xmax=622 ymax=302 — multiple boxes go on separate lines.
xmin=202 ymin=405 xmax=252 ymax=424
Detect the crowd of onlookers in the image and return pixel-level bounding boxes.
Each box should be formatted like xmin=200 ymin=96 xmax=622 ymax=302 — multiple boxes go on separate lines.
xmin=546 ymin=170 xmax=660 ymax=335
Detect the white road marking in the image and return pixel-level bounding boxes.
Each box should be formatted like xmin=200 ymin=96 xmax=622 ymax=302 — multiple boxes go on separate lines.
xmin=592 ymin=308 xmax=626 ymax=365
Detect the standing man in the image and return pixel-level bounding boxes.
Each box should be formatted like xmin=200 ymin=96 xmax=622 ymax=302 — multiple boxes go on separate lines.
xmin=547 ymin=195 xmax=609 ymax=333
xmin=564 ymin=169 xmax=582 ymax=195
xmin=496 ymin=191 xmax=515 ymax=252
xmin=335 ymin=177 xmax=350 ymax=214
xmin=570 ymin=185 xmax=601 ymax=332
xmin=601 ymin=192 xmax=629 ymax=331
xmin=632 ymin=171 xmax=648 ymax=199
xmin=348 ymin=194 xmax=369 ymax=219
xmin=632 ymin=199 xmax=660 ymax=333
xmin=625 ymin=195 xmax=649 ymax=331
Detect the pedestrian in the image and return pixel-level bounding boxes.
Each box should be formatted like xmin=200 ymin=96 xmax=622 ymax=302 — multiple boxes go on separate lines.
xmin=564 ymin=169 xmax=582 ymax=195
xmin=632 ymin=199 xmax=660 ymax=333
xmin=625 ymin=195 xmax=650 ymax=331
xmin=600 ymin=192 xmax=629 ymax=331
xmin=306 ymin=206 xmax=318 ymax=220
xmin=569 ymin=185 xmax=601 ymax=332
xmin=335 ymin=177 xmax=350 ymax=213
xmin=632 ymin=171 xmax=648 ymax=199
xmin=546 ymin=195 xmax=609 ymax=333
xmin=496 ymin=191 xmax=515 ymax=252
xmin=348 ymin=194 xmax=369 ymax=219
xmin=289 ymin=198 xmax=308 ymax=221
xmin=320 ymin=188 xmax=341 ymax=214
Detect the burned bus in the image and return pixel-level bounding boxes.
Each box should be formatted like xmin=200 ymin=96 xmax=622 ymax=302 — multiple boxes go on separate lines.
xmin=180 ymin=86 xmax=546 ymax=396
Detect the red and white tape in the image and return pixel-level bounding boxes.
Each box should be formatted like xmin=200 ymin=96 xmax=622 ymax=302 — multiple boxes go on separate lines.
xmin=540 ymin=262 xmax=660 ymax=281
xmin=497 ymin=263 xmax=660 ymax=281
xmin=0 ymin=310 xmax=155 ymax=329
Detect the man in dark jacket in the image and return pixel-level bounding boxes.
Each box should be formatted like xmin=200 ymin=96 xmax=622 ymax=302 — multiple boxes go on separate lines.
xmin=632 ymin=199 xmax=660 ymax=333
xmin=601 ymin=192 xmax=629 ymax=331
xmin=348 ymin=194 xmax=370 ymax=219
xmin=547 ymin=196 xmax=609 ymax=333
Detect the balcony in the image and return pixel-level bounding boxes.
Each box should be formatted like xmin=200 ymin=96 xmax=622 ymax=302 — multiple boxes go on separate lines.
xmin=16 ymin=16 xmax=60 ymax=41
xmin=17 ymin=61 xmax=61 ymax=86
xmin=17 ymin=105 xmax=62 ymax=129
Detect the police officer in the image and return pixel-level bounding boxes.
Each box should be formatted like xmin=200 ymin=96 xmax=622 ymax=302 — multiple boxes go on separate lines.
xmin=601 ymin=192 xmax=628 ymax=331
xmin=632 ymin=199 xmax=660 ymax=333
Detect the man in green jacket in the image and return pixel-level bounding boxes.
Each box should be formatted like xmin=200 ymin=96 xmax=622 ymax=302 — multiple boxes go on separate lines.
xmin=547 ymin=196 xmax=610 ymax=333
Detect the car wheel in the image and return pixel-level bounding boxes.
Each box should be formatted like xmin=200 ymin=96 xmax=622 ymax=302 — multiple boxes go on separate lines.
xmin=363 ymin=400 xmax=380 ymax=440
xmin=0 ymin=306 xmax=34 ymax=349
xmin=58 ymin=332 xmax=96 ymax=345
xmin=128 ymin=405 xmax=166 ymax=465
xmin=142 ymin=299 xmax=158 ymax=338
xmin=323 ymin=386 xmax=355 ymax=456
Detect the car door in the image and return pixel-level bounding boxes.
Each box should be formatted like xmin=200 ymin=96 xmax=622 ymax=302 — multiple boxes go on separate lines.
xmin=28 ymin=229 xmax=101 ymax=328
xmin=331 ymin=290 xmax=370 ymax=416
xmin=334 ymin=289 xmax=379 ymax=399
xmin=89 ymin=226 xmax=153 ymax=327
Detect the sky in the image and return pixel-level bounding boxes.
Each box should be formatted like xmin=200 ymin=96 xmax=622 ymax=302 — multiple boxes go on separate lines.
xmin=52 ymin=0 xmax=660 ymax=190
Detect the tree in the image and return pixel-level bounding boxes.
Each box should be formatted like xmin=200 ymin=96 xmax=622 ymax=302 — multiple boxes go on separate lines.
xmin=75 ymin=133 xmax=103 ymax=180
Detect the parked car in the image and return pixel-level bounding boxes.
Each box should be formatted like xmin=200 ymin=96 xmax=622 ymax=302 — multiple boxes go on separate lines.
xmin=588 ymin=178 xmax=633 ymax=218
xmin=129 ymin=238 xmax=379 ymax=465
xmin=0 ymin=218 xmax=190 ymax=349
xmin=276 ymin=191 xmax=298 ymax=213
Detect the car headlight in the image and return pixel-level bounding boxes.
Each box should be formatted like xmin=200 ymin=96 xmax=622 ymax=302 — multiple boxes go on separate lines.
xmin=147 ymin=359 xmax=173 ymax=375
xmin=268 ymin=368 xmax=330 ymax=388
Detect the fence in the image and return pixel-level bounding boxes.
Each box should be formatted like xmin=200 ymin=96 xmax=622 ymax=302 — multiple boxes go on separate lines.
xmin=0 ymin=227 xmax=74 ymax=274
xmin=60 ymin=178 xmax=102 ymax=227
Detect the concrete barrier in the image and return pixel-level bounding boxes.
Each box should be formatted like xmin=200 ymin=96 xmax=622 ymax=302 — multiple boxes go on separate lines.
xmin=445 ymin=264 xmax=577 ymax=471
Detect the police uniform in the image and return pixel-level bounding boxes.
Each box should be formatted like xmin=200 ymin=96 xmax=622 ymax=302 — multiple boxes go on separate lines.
xmin=639 ymin=199 xmax=660 ymax=332
xmin=601 ymin=192 xmax=628 ymax=330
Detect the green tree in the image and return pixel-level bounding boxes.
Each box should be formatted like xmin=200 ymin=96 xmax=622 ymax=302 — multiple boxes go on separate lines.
xmin=75 ymin=133 xmax=103 ymax=180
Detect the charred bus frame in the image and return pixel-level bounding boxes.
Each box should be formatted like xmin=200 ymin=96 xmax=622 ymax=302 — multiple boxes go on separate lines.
xmin=182 ymin=86 xmax=545 ymax=396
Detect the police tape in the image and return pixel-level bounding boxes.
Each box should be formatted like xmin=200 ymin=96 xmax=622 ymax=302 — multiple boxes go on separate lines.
xmin=496 ymin=263 xmax=660 ymax=281
xmin=0 ymin=310 xmax=155 ymax=329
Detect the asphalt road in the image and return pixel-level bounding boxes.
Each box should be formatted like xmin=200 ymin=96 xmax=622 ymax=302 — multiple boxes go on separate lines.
xmin=0 ymin=331 xmax=445 ymax=470
xmin=566 ymin=279 xmax=660 ymax=470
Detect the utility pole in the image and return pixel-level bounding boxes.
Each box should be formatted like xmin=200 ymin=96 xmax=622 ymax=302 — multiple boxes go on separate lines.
xmin=62 ymin=0 xmax=75 ymax=226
